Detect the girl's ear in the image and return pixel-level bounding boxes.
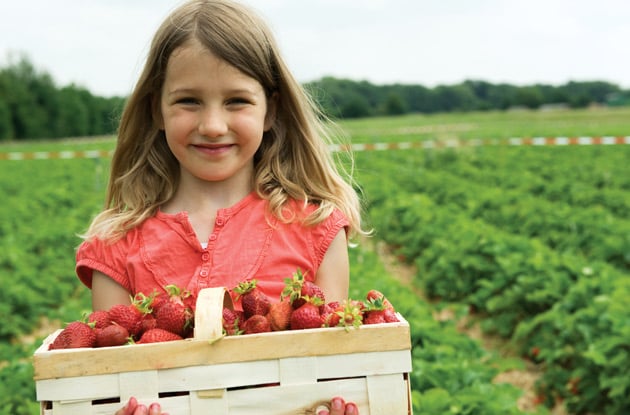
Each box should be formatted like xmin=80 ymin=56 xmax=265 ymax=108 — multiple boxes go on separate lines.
xmin=264 ymin=92 xmax=278 ymax=132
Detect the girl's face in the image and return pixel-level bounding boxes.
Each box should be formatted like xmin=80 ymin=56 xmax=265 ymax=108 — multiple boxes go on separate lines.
xmin=159 ymin=39 xmax=274 ymax=186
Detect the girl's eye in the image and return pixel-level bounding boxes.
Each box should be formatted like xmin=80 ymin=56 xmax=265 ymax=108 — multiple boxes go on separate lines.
xmin=176 ymin=97 xmax=199 ymax=105
xmin=227 ymin=97 xmax=251 ymax=105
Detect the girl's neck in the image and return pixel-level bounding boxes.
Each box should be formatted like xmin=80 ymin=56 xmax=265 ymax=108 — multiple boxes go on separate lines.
xmin=162 ymin=171 xmax=254 ymax=215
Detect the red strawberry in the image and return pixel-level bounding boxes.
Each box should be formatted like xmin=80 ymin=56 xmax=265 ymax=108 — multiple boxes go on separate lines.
xmin=267 ymin=301 xmax=293 ymax=331
xmin=290 ymin=299 xmax=324 ymax=330
xmin=320 ymin=301 xmax=341 ymax=327
xmin=242 ymin=314 xmax=271 ymax=334
xmin=366 ymin=290 xmax=394 ymax=311
xmin=364 ymin=293 xmax=399 ymax=324
xmin=234 ymin=279 xmax=271 ymax=318
xmin=87 ymin=310 xmax=111 ymax=329
xmin=140 ymin=313 xmax=157 ymax=333
xmin=136 ymin=328 xmax=183 ymax=344
xmin=95 ymin=323 xmax=130 ymax=347
xmin=296 ymin=281 xmax=326 ymax=309
xmin=107 ymin=304 xmax=146 ymax=338
xmin=334 ymin=300 xmax=365 ymax=330
xmin=153 ymin=285 xmax=194 ymax=338
xmin=49 ymin=321 xmax=96 ymax=350
xmin=155 ymin=300 xmax=193 ymax=338
xmin=222 ymin=308 xmax=244 ymax=336
xmin=363 ymin=308 xmax=399 ymax=324
xmin=280 ymin=269 xmax=325 ymax=309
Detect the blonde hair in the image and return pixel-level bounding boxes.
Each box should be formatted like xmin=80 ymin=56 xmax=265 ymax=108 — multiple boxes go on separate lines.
xmin=84 ymin=0 xmax=366 ymax=241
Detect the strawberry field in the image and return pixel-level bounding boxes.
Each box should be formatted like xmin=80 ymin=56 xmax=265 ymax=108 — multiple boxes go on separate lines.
xmin=1 ymin=107 xmax=630 ymax=414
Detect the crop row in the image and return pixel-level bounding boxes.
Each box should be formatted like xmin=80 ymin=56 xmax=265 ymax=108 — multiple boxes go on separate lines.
xmin=355 ymin=146 xmax=630 ymax=414
xmin=360 ymin=150 xmax=630 ymax=272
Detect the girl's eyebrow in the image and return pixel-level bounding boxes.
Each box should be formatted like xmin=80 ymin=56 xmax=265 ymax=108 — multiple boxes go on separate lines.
xmin=166 ymin=87 xmax=260 ymax=96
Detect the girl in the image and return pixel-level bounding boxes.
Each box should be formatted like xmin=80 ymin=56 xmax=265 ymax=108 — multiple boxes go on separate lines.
xmin=76 ymin=1 xmax=365 ymax=414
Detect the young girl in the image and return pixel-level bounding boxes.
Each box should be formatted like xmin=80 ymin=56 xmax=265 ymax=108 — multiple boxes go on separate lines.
xmin=76 ymin=1 xmax=365 ymax=414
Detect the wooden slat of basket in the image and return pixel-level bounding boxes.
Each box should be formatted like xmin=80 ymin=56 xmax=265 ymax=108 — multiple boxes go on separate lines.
xmin=34 ymin=321 xmax=410 ymax=380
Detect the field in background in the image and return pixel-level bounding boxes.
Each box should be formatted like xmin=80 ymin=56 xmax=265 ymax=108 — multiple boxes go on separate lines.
xmin=1 ymin=107 xmax=628 ymax=414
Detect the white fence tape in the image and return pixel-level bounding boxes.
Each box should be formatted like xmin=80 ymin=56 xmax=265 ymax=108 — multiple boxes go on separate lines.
xmin=2 ymin=136 xmax=630 ymax=160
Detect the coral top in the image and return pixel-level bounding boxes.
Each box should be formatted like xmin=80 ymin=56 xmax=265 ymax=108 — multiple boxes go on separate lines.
xmin=76 ymin=192 xmax=348 ymax=304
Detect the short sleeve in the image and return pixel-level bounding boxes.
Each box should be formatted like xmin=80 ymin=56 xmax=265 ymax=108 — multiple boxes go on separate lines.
xmin=312 ymin=208 xmax=350 ymax=266
xmin=75 ymin=237 xmax=132 ymax=291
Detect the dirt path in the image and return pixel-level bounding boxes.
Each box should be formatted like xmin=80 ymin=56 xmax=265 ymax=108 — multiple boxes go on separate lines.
xmin=370 ymin=239 xmax=565 ymax=414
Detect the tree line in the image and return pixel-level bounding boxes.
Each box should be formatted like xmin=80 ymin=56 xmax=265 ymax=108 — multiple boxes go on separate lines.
xmin=0 ymin=56 xmax=124 ymax=141
xmin=305 ymin=77 xmax=629 ymax=119
xmin=1 ymin=55 xmax=629 ymax=141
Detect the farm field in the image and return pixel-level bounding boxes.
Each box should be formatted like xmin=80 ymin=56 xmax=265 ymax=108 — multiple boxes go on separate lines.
xmin=1 ymin=107 xmax=629 ymax=414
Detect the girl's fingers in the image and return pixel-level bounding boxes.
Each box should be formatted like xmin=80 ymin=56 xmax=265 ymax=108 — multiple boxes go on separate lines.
xmin=149 ymin=403 xmax=161 ymax=415
xmin=329 ymin=397 xmax=346 ymax=415
xmin=345 ymin=402 xmax=359 ymax=415
xmin=119 ymin=397 xmax=138 ymax=415
xmin=133 ymin=404 xmax=148 ymax=415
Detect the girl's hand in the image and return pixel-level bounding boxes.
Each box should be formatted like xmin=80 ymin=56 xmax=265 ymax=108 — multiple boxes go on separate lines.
xmin=115 ymin=397 xmax=169 ymax=415
xmin=317 ymin=396 xmax=359 ymax=415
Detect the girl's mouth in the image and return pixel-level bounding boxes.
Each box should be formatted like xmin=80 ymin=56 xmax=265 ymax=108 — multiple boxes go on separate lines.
xmin=193 ymin=143 xmax=234 ymax=156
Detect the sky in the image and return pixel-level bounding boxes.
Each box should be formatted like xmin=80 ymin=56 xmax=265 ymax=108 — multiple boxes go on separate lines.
xmin=1 ymin=0 xmax=629 ymax=97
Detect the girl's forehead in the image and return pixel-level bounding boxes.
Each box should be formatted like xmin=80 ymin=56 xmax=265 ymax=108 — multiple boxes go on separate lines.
xmin=163 ymin=41 xmax=263 ymax=91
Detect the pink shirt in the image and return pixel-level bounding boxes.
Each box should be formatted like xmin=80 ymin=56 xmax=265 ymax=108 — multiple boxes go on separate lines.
xmin=76 ymin=192 xmax=348 ymax=304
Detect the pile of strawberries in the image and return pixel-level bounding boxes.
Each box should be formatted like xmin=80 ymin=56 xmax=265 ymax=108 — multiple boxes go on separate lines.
xmin=48 ymin=285 xmax=195 ymax=350
xmin=48 ymin=271 xmax=399 ymax=350
xmin=224 ymin=271 xmax=399 ymax=335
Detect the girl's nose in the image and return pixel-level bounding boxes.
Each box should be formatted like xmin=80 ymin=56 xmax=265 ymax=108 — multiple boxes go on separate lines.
xmin=198 ymin=108 xmax=228 ymax=137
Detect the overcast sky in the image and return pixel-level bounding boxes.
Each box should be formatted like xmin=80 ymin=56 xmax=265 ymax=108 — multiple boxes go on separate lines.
xmin=2 ymin=0 xmax=629 ymax=97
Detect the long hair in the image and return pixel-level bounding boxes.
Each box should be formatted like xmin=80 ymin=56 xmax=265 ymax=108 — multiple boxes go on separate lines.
xmin=84 ymin=0 xmax=366 ymax=241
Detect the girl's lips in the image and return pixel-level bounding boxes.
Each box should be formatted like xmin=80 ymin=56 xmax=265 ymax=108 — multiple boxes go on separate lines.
xmin=193 ymin=143 xmax=234 ymax=156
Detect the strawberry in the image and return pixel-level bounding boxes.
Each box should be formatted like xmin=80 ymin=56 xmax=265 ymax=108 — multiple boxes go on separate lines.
xmin=320 ymin=301 xmax=341 ymax=327
xmin=234 ymin=279 xmax=271 ymax=318
xmin=87 ymin=310 xmax=111 ymax=329
xmin=290 ymin=298 xmax=324 ymax=330
xmin=364 ymin=294 xmax=399 ymax=325
xmin=155 ymin=287 xmax=194 ymax=338
xmin=136 ymin=328 xmax=183 ymax=344
xmin=155 ymin=301 xmax=193 ymax=337
xmin=364 ymin=289 xmax=398 ymax=325
xmin=363 ymin=308 xmax=399 ymax=324
xmin=366 ymin=290 xmax=394 ymax=311
xmin=297 ymin=281 xmax=326 ymax=308
xmin=140 ymin=313 xmax=157 ymax=333
xmin=266 ymin=300 xmax=293 ymax=331
xmin=242 ymin=314 xmax=271 ymax=334
xmin=49 ymin=321 xmax=96 ymax=350
xmin=222 ymin=307 xmax=244 ymax=336
xmin=95 ymin=323 xmax=130 ymax=347
xmin=280 ymin=269 xmax=325 ymax=309
xmin=107 ymin=304 xmax=146 ymax=338
xmin=338 ymin=300 xmax=365 ymax=329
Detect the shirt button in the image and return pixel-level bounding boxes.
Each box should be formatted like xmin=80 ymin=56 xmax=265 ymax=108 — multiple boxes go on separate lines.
xmin=200 ymin=270 xmax=209 ymax=277
xmin=202 ymin=253 xmax=210 ymax=261
xmin=209 ymin=234 xmax=217 ymax=241
xmin=216 ymin=218 xmax=224 ymax=226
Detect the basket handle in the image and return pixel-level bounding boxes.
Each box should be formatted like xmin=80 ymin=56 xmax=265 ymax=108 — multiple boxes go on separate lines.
xmin=194 ymin=287 xmax=233 ymax=341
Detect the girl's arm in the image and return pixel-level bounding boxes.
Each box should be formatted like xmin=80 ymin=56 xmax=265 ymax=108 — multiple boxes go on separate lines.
xmin=314 ymin=229 xmax=350 ymax=304
xmin=313 ymin=233 xmax=360 ymax=415
xmin=92 ymin=271 xmax=132 ymax=311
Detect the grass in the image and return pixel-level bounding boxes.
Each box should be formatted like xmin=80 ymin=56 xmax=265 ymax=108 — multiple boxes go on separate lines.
xmin=337 ymin=107 xmax=630 ymax=142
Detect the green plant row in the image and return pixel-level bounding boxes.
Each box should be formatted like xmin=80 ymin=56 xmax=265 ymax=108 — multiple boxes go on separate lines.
xmin=348 ymin=243 xmax=539 ymax=415
xmin=356 ymin=149 xmax=630 ymax=414
xmin=361 ymin=152 xmax=630 ymax=271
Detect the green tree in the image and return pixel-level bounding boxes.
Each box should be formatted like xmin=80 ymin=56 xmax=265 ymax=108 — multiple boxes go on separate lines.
xmin=383 ymin=92 xmax=407 ymax=115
